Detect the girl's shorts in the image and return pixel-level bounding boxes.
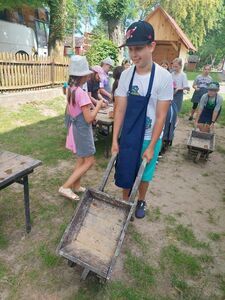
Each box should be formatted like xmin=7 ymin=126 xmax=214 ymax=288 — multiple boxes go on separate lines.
xmin=140 ymin=139 xmax=162 ymax=182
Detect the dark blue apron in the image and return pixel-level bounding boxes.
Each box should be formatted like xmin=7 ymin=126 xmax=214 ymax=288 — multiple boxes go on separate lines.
xmin=198 ymin=95 xmax=221 ymax=124
xmin=191 ymin=87 xmax=208 ymax=104
xmin=115 ymin=63 xmax=156 ymax=189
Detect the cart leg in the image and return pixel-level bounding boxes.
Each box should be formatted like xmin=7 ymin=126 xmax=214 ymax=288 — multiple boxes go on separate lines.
xmin=194 ymin=152 xmax=201 ymax=163
xmin=68 ymin=260 xmax=76 ymax=268
xmin=81 ymin=268 xmax=90 ymax=280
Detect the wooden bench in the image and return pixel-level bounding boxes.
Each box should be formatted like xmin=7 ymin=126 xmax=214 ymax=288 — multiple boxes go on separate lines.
xmin=0 ymin=151 xmax=42 ymax=233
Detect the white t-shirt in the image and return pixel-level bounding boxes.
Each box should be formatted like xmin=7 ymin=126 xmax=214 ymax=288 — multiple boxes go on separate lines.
xmin=171 ymin=71 xmax=189 ymax=89
xmin=115 ymin=63 xmax=173 ymax=140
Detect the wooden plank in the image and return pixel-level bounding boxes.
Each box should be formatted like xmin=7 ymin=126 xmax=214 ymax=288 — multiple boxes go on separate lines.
xmin=0 ymin=151 xmax=19 ymax=164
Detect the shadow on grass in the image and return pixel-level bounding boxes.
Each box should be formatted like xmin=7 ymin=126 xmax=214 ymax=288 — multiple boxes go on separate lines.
xmin=0 ymin=114 xmax=109 ymax=166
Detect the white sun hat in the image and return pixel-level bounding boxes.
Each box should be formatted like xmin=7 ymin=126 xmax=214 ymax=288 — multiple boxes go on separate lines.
xmin=102 ymin=57 xmax=114 ymax=67
xmin=69 ymin=55 xmax=93 ymax=76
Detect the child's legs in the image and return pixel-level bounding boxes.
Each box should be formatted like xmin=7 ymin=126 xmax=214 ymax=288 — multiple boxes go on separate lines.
xmin=123 ymin=189 xmax=130 ymax=201
xmin=63 ymin=156 xmax=95 ymax=188
xmin=71 ymin=157 xmax=84 ymax=189
xmin=138 ymin=181 xmax=149 ymax=200
xmin=191 ymin=102 xmax=198 ymax=117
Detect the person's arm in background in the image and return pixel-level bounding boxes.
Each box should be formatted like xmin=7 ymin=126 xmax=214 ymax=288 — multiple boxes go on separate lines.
xmin=111 ymin=96 xmax=127 ymax=154
xmin=88 ymin=92 xmax=98 ymax=106
xmin=82 ymin=100 xmax=104 ymax=124
xmin=99 ymin=78 xmax=112 ymax=100
xmin=195 ymin=94 xmax=206 ymax=125
xmin=192 ymin=76 xmax=199 ymax=91
xmin=99 ymin=88 xmax=112 ymax=100
xmin=143 ymin=101 xmax=170 ymax=162
xmin=183 ymin=73 xmax=190 ymax=92
xmin=210 ymin=95 xmax=223 ymax=129
xmin=97 ymin=92 xmax=109 ymax=105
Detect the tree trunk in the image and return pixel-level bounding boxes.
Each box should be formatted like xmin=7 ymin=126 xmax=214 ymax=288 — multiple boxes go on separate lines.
xmin=48 ymin=0 xmax=67 ymax=55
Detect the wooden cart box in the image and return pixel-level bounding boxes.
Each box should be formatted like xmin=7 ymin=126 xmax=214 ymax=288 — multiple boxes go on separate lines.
xmin=187 ymin=130 xmax=215 ymax=162
xmin=57 ymin=155 xmax=147 ymax=281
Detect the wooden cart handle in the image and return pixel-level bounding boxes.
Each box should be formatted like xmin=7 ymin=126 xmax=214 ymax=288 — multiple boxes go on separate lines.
xmin=98 ymin=153 xmax=117 ymax=192
xmin=98 ymin=155 xmax=147 ymax=200
xmin=128 ymin=158 xmax=147 ymax=203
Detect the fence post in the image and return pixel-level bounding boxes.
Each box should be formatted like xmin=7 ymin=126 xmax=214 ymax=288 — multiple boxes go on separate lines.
xmin=51 ymin=56 xmax=55 ymax=87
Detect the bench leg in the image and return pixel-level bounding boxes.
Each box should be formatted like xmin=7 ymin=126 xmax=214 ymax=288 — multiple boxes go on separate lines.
xmin=104 ymin=125 xmax=111 ymax=159
xmin=23 ymin=175 xmax=31 ymax=233
xmin=81 ymin=268 xmax=90 ymax=280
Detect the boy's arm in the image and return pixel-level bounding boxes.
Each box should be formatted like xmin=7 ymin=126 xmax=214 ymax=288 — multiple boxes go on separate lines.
xmin=111 ymin=96 xmax=127 ymax=154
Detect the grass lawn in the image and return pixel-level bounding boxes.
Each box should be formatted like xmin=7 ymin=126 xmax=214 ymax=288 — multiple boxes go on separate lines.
xmin=186 ymin=71 xmax=221 ymax=82
xmin=0 ymin=96 xmax=225 ymax=299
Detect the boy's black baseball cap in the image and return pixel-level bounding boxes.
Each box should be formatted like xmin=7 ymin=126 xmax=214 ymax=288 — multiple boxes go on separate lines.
xmin=120 ymin=20 xmax=155 ymax=48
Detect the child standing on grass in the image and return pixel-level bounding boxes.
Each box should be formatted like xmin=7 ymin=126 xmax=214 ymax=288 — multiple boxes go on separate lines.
xmin=189 ymin=65 xmax=212 ymax=121
xmin=171 ymin=58 xmax=189 ymax=113
xmin=59 ymin=55 xmax=103 ymax=201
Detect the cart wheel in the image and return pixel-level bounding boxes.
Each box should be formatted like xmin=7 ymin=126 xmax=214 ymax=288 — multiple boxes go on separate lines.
xmin=67 ymin=260 xmax=76 ymax=268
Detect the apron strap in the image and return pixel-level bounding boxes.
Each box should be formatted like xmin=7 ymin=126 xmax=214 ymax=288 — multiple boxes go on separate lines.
xmin=146 ymin=63 xmax=155 ymax=99
xmin=128 ymin=67 xmax=136 ymax=92
xmin=128 ymin=63 xmax=156 ymax=98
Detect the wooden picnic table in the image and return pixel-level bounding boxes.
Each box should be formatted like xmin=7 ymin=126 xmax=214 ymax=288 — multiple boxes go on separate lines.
xmin=96 ymin=106 xmax=114 ymax=158
xmin=0 ymin=151 xmax=42 ymax=233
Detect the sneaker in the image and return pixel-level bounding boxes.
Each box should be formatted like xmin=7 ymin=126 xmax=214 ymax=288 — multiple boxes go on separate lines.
xmin=188 ymin=116 xmax=193 ymax=121
xmin=135 ymin=200 xmax=146 ymax=219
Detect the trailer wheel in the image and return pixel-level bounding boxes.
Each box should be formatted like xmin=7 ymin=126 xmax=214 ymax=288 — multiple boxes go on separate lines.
xmin=67 ymin=260 xmax=76 ymax=268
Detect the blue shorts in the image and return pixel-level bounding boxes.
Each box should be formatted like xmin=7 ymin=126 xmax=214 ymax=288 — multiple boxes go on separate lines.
xmin=141 ymin=139 xmax=162 ymax=182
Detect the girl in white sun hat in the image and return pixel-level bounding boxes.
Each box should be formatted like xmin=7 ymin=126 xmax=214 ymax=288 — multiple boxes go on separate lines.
xmin=59 ymin=55 xmax=104 ymax=201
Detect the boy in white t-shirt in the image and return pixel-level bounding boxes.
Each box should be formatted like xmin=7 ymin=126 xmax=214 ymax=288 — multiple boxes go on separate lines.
xmin=112 ymin=20 xmax=173 ymax=219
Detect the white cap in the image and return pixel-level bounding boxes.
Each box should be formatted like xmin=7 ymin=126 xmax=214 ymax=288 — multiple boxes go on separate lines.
xmin=102 ymin=57 xmax=114 ymax=67
xmin=69 ymin=55 xmax=93 ymax=76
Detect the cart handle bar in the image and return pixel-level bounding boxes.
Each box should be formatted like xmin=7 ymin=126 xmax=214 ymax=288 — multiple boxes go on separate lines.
xmin=98 ymin=153 xmax=147 ymax=203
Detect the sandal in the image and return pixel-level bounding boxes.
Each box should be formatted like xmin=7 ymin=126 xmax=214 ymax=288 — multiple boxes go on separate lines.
xmin=73 ymin=186 xmax=86 ymax=193
xmin=58 ymin=187 xmax=80 ymax=201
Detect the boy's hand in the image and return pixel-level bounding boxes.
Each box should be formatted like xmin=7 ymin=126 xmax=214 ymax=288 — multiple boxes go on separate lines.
xmin=111 ymin=141 xmax=119 ymax=155
xmin=142 ymin=147 xmax=154 ymax=163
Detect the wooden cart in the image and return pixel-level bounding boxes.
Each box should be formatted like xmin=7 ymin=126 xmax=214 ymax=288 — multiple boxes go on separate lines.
xmin=57 ymin=154 xmax=146 ymax=281
xmin=187 ymin=129 xmax=215 ymax=162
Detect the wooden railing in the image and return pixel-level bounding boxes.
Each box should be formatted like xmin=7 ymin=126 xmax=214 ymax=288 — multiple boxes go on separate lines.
xmin=0 ymin=53 xmax=69 ymax=91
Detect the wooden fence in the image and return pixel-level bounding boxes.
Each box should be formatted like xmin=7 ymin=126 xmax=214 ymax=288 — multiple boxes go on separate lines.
xmin=0 ymin=53 xmax=69 ymax=92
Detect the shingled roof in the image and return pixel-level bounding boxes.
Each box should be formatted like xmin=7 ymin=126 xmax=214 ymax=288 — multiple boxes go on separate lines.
xmin=145 ymin=6 xmax=196 ymax=51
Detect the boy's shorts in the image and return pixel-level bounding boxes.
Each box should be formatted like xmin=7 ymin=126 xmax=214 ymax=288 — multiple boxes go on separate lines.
xmin=141 ymin=139 xmax=162 ymax=182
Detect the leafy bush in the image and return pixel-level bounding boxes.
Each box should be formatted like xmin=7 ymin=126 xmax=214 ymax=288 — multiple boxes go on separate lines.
xmin=86 ymin=36 xmax=119 ymax=66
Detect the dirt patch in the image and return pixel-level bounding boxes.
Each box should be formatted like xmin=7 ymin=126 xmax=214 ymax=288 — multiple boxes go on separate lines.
xmin=0 ymin=118 xmax=225 ymax=299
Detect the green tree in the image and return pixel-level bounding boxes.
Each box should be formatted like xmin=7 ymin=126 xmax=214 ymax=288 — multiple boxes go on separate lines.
xmin=142 ymin=0 xmax=224 ymax=48
xmin=197 ymin=0 xmax=225 ymax=67
xmin=86 ymin=36 xmax=119 ymax=66
xmin=97 ymin=0 xmax=128 ymax=44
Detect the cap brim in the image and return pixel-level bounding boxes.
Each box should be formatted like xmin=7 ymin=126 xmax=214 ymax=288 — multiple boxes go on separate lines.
xmin=119 ymin=40 xmax=152 ymax=48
